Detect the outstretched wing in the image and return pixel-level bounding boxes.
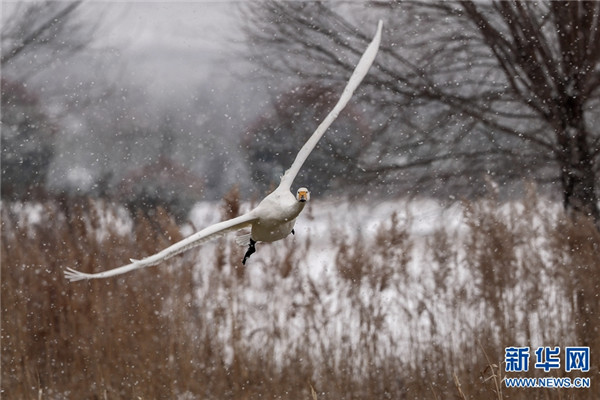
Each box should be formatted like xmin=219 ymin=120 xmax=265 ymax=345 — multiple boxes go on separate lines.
xmin=64 ymin=212 xmax=257 ymax=281
xmin=278 ymin=20 xmax=383 ymax=191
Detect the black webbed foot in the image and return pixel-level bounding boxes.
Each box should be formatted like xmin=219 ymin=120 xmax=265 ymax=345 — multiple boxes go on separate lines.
xmin=242 ymin=238 xmax=256 ymax=265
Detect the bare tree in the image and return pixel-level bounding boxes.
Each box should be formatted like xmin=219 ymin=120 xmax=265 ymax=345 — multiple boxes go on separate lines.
xmin=244 ymin=1 xmax=600 ymax=225
xmin=1 ymin=79 xmax=57 ymax=200
xmin=1 ymin=1 xmax=91 ymax=75
xmin=1 ymin=1 xmax=97 ymax=200
xmin=243 ymin=83 xmax=374 ymax=195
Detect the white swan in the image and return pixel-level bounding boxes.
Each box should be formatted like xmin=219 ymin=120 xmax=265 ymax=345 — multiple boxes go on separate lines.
xmin=64 ymin=20 xmax=382 ymax=282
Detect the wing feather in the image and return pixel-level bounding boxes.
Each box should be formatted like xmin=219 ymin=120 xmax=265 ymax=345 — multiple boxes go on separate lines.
xmin=64 ymin=212 xmax=257 ymax=281
xmin=279 ymin=20 xmax=383 ymax=190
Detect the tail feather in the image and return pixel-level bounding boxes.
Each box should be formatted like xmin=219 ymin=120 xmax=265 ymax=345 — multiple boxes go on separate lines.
xmin=235 ymin=233 xmax=252 ymax=247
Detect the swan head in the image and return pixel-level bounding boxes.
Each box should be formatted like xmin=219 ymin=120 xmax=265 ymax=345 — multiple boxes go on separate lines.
xmin=296 ymin=187 xmax=310 ymax=202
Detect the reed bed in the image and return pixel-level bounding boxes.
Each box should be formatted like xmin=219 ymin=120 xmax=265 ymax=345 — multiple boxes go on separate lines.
xmin=2 ymin=189 xmax=598 ymax=399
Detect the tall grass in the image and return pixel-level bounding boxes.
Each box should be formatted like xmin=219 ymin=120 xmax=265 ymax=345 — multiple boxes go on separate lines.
xmin=2 ymin=189 xmax=598 ymax=399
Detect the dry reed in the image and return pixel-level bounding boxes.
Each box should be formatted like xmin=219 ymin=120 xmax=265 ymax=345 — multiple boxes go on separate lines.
xmin=1 ymin=189 xmax=598 ymax=399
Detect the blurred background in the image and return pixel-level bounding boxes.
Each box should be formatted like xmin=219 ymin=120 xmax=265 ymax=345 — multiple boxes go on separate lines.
xmin=5 ymin=1 xmax=599 ymax=219
xmin=2 ymin=1 xmax=599 ymax=398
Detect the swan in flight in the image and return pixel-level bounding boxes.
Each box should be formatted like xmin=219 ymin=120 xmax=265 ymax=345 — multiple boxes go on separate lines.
xmin=65 ymin=20 xmax=382 ymax=282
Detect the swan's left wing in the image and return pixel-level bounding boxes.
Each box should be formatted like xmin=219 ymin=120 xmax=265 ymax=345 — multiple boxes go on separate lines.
xmin=64 ymin=212 xmax=257 ymax=281
xmin=279 ymin=20 xmax=383 ymax=191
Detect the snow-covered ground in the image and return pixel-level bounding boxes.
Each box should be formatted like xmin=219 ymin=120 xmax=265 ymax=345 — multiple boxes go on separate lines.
xmin=174 ymin=196 xmax=573 ymax=370
xmin=183 ymin=199 xmax=453 ymax=361
xmin=5 ymin=196 xmax=575 ymax=371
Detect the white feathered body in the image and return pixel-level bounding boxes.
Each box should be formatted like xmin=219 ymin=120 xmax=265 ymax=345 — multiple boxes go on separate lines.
xmin=251 ymin=188 xmax=305 ymax=242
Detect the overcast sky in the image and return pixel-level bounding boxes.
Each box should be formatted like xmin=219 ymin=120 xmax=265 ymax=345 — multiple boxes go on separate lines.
xmin=84 ymin=1 xmax=248 ymax=99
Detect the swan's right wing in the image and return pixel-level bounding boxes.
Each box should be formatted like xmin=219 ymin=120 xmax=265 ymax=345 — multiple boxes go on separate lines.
xmin=65 ymin=212 xmax=257 ymax=281
xmin=278 ymin=20 xmax=383 ymax=191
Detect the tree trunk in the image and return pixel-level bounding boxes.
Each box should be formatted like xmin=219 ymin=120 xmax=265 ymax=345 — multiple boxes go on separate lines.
xmin=554 ymin=98 xmax=600 ymax=228
xmin=555 ymin=101 xmax=600 ymax=351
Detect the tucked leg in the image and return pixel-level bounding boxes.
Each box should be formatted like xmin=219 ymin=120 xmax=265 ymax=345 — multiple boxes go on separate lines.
xmin=242 ymin=238 xmax=257 ymax=265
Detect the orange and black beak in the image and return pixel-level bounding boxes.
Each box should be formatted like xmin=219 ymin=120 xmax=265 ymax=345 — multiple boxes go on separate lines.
xmin=297 ymin=189 xmax=309 ymax=202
